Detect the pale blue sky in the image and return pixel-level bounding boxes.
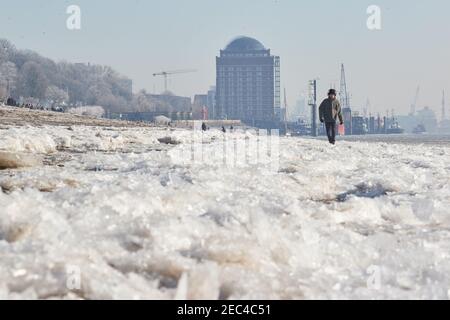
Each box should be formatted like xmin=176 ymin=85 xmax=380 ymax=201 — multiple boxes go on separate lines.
xmin=1 ymin=0 xmax=449 ymax=114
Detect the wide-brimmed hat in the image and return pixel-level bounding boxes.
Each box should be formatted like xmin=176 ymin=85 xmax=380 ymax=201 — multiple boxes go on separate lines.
xmin=328 ymin=89 xmax=337 ymax=96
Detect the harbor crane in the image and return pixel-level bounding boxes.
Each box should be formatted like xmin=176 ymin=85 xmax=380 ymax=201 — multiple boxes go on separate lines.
xmin=410 ymin=86 xmax=420 ymax=116
xmin=152 ymin=69 xmax=197 ymax=93
xmin=340 ymin=63 xmax=350 ymax=109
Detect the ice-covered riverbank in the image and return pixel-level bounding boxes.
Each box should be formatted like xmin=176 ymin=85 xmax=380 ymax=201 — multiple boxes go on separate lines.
xmin=1 ymin=121 xmax=450 ymax=300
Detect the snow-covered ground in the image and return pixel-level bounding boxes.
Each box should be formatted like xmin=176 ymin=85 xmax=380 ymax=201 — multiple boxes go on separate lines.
xmin=1 ymin=122 xmax=450 ymax=300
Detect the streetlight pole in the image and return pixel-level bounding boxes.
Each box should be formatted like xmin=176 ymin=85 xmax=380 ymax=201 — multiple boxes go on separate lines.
xmin=308 ymin=79 xmax=318 ymax=137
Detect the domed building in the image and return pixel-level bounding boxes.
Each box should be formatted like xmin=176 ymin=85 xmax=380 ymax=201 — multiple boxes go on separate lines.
xmin=215 ymin=36 xmax=280 ymax=127
xmin=224 ymin=36 xmax=266 ymax=52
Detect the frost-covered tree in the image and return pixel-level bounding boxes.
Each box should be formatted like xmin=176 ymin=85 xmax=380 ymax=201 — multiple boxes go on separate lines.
xmin=132 ymin=90 xmax=153 ymax=112
xmin=0 ymin=87 xmax=7 ymax=100
xmin=1 ymin=38 xmax=134 ymax=111
xmin=0 ymin=39 xmax=15 ymax=63
xmin=45 ymin=85 xmax=68 ymax=106
xmin=18 ymin=61 xmax=48 ymax=100
xmin=0 ymin=61 xmax=18 ymax=96
xmin=98 ymin=94 xmax=127 ymax=113
xmin=86 ymin=81 xmax=111 ymax=104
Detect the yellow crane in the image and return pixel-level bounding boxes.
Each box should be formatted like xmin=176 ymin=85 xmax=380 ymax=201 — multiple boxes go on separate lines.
xmin=152 ymin=69 xmax=197 ymax=93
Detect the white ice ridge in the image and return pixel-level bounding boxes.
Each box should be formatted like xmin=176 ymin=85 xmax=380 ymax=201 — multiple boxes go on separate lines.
xmin=0 ymin=125 xmax=450 ymax=299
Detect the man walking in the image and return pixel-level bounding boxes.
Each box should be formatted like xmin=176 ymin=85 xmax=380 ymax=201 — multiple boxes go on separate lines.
xmin=319 ymin=89 xmax=344 ymax=145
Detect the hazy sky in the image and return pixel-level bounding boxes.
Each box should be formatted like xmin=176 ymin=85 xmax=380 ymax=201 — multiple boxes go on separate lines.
xmin=1 ymin=0 xmax=450 ymax=115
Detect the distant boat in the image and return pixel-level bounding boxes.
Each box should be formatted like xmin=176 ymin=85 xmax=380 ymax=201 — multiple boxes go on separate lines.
xmin=386 ymin=118 xmax=405 ymax=134
xmin=413 ymin=124 xmax=426 ymax=134
xmin=386 ymin=123 xmax=405 ymax=134
xmin=386 ymin=127 xmax=405 ymax=134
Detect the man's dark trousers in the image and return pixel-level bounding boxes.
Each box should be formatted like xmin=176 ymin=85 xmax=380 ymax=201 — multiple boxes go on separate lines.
xmin=325 ymin=121 xmax=337 ymax=144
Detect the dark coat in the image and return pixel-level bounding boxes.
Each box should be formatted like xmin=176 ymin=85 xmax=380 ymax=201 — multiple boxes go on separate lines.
xmin=319 ymin=98 xmax=343 ymax=123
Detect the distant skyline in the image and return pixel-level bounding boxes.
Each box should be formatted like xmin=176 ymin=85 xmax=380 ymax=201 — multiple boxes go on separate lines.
xmin=1 ymin=0 xmax=450 ymax=115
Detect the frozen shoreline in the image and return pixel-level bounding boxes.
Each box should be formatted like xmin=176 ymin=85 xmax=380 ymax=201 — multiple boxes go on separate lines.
xmin=0 ymin=105 xmax=150 ymax=128
xmin=1 ymin=110 xmax=450 ymax=299
xmin=325 ymin=134 xmax=450 ymax=146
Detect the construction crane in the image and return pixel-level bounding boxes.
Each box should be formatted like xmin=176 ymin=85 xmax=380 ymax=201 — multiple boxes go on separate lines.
xmin=410 ymin=86 xmax=420 ymax=116
xmin=152 ymin=69 xmax=197 ymax=93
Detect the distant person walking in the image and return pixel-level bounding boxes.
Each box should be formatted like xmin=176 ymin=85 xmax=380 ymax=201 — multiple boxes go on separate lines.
xmin=319 ymin=89 xmax=343 ymax=145
xmin=202 ymin=122 xmax=207 ymax=131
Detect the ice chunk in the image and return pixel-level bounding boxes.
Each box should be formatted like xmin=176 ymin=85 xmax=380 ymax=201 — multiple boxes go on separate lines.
xmin=0 ymin=152 xmax=42 ymax=169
